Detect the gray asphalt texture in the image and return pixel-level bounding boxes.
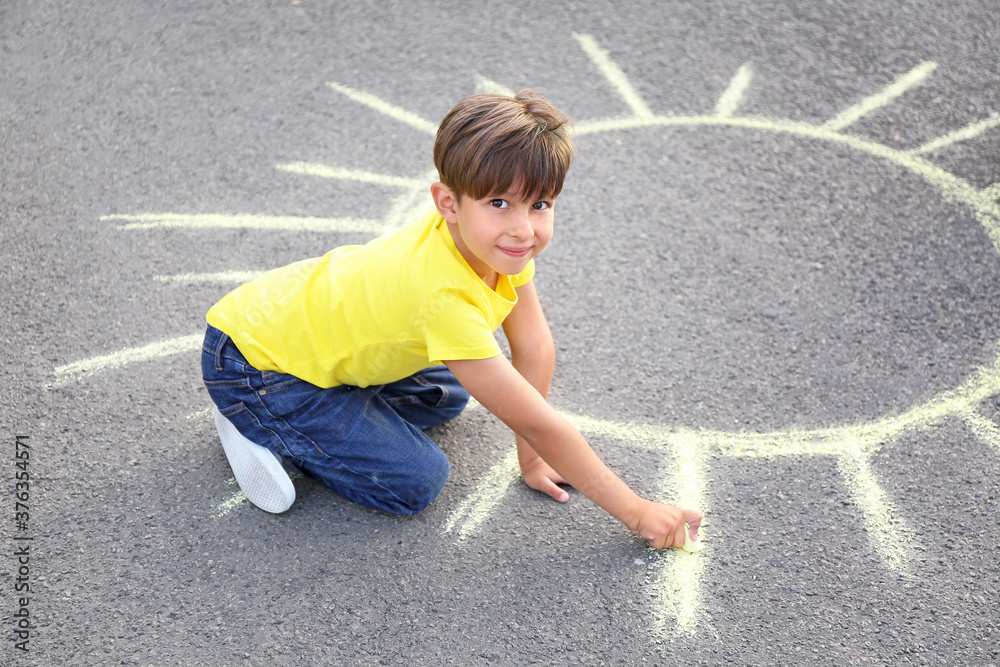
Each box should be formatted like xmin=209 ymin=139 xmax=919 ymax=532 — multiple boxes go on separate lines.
xmin=3 ymin=1 xmax=1000 ymax=665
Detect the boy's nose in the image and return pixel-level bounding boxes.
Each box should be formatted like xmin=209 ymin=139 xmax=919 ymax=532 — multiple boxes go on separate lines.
xmin=509 ymin=209 xmax=533 ymax=238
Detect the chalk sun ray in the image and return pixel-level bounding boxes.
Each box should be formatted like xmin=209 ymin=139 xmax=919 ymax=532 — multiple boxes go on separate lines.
xmin=652 ymin=549 xmax=709 ymax=638
xmin=651 ymin=431 xmax=712 ymax=636
xmin=104 ymin=213 xmax=386 ymax=234
xmin=188 ymin=407 xmax=213 ymax=421
xmin=572 ymin=32 xmax=654 ymax=120
xmin=155 ymin=271 xmax=264 ymax=285
xmin=380 ymin=167 xmax=437 ymax=230
xmin=907 ymin=113 xmax=1000 ymax=155
xmin=475 ymin=75 xmax=516 ymax=97
xmin=215 ymin=472 xmax=305 ymax=518
xmin=51 ymin=334 xmax=202 ymax=385
xmin=445 ymin=340 xmax=1000 ymax=631
xmin=958 ymin=408 xmax=1000 ymax=456
xmin=715 ymin=63 xmax=754 ymax=118
xmin=822 ymin=61 xmax=937 ymax=132
xmin=837 ymin=448 xmax=911 ymax=573
xmin=442 ymin=448 xmax=520 ymax=540
xmin=326 ymin=82 xmax=438 ymax=135
xmin=276 ymin=162 xmax=428 ymax=189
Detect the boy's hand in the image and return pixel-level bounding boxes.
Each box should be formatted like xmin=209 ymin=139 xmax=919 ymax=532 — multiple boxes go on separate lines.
xmin=520 ymin=455 xmax=570 ymax=503
xmin=629 ymin=499 xmax=703 ymax=550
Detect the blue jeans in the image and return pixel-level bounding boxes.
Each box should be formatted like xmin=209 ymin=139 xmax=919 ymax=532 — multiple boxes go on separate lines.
xmin=201 ymin=325 xmax=469 ymax=515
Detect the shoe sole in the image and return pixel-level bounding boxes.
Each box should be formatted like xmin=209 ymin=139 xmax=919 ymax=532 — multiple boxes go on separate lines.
xmin=213 ymin=408 xmax=295 ymax=514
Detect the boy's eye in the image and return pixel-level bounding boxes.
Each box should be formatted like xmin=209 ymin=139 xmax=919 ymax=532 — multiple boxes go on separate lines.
xmin=489 ymin=199 xmax=509 ymax=209
xmin=532 ymin=201 xmax=551 ymax=211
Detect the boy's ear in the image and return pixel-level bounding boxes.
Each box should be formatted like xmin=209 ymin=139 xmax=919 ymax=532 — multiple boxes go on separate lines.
xmin=430 ymin=182 xmax=459 ymax=222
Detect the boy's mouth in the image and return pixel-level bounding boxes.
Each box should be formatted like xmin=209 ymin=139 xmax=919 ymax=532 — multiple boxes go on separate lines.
xmin=498 ymin=245 xmax=532 ymax=258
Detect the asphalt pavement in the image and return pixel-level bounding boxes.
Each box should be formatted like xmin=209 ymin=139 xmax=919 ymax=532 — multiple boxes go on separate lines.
xmin=2 ymin=1 xmax=999 ymax=665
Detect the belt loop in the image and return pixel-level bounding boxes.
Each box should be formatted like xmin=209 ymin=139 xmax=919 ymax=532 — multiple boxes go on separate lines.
xmin=213 ymin=330 xmax=229 ymax=371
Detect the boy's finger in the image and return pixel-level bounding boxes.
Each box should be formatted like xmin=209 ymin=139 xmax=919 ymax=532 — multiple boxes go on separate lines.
xmin=683 ymin=510 xmax=703 ymax=531
xmin=541 ymin=479 xmax=569 ymax=502
xmin=680 ymin=522 xmax=704 ymax=552
xmin=646 ymin=532 xmax=668 ymax=550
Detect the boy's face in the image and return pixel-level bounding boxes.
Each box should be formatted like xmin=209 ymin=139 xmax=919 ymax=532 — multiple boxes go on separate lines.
xmin=435 ymin=184 xmax=555 ymax=284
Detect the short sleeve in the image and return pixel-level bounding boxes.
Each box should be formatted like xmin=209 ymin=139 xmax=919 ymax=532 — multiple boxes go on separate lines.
xmin=418 ymin=290 xmax=502 ymax=363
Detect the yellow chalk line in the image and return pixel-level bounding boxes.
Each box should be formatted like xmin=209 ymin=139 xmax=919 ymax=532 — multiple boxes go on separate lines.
xmin=215 ymin=472 xmax=304 ymax=518
xmin=983 ymin=184 xmax=1000 ymax=202
xmin=568 ymin=112 xmax=1000 ymax=254
xmin=51 ymin=333 xmax=203 ymax=384
xmin=382 ymin=168 xmax=437 ymax=230
xmin=155 ymin=271 xmax=264 ymax=284
xmin=650 ymin=431 xmax=711 ymax=637
xmin=822 ymin=61 xmax=937 ymax=131
xmin=104 ymin=213 xmax=386 ymax=234
xmin=836 ymin=447 xmax=910 ymax=573
xmin=442 ymin=447 xmax=520 ymax=540
xmin=327 ymin=82 xmax=438 ymax=136
xmin=566 ymin=346 xmax=1000 ymax=460
xmin=715 ymin=63 xmax=753 ymax=118
xmin=569 ymin=345 xmax=1000 ymax=582
xmin=958 ymin=408 xmax=1000 ymax=455
xmin=275 ymin=162 xmax=427 ymax=189
xmin=908 ymin=113 xmax=1000 ymax=155
xmin=668 ymin=432 xmax=707 ymax=511
xmin=572 ymin=33 xmax=654 ymax=119
xmin=650 ymin=549 xmax=708 ymax=638
xmin=564 ymin=413 xmax=671 ymax=444
xmin=188 ymin=407 xmax=213 ymax=421
xmin=215 ymin=490 xmax=249 ymax=518
xmin=475 ymin=76 xmax=516 ymax=97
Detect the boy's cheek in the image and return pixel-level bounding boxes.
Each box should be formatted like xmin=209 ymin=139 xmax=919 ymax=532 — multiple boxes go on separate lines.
xmin=538 ymin=222 xmax=555 ymax=246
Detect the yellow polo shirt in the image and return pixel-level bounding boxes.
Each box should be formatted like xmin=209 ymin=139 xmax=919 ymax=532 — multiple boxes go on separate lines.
xmin=206 ymin=209 xmax=534 ymax=388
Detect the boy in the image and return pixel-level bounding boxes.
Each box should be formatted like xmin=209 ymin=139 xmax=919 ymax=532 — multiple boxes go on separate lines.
xmin=201 ymin=90 xmax=702 ymax=549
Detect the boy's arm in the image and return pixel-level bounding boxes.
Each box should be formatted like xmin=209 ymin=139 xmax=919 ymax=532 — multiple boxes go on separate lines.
xmin=499 ymin=280 xmax=569 ymax=502
xmin=446 ymin=283 xmax=701 ymax=548
xmin=444 ymin=353 xmax=700 ymax=548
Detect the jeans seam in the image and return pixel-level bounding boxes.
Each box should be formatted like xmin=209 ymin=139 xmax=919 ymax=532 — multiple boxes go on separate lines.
xmin=251 ymin=389 xmax=327 ymax=459
xmin=258 ymin=379 xmax=301 ymax=395
xmin=220 ymin=403 xmax=288 ymax=456
xmin=205 ymin=379 xmax=252 ymax=389
xmin=384 ymin=394 xmax=421 ymax=406
xmin=219 ymin=402 xmax=247 ymax=419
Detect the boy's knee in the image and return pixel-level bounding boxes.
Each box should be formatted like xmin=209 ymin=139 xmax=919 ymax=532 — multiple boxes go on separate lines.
xmin=388 ymin=450 xmax=450 ymax=515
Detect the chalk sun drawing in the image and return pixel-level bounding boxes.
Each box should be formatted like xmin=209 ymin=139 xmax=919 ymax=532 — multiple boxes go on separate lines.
xmin=57 ymin=33 xmax=1000 ymax=638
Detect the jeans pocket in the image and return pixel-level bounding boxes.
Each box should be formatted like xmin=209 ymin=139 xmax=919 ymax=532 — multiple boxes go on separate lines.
xmin=259 ymin=370 xmax=303 ymax=395
xmin=408 ymin=373 xmax=455 ymax=409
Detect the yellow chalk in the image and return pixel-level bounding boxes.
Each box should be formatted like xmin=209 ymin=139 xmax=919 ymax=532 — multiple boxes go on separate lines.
xmin=681 ymin=523 xmax=704 ymax=553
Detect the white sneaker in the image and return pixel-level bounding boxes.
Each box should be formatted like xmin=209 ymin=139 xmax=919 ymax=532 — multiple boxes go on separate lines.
xmin=213 ymin=408 xmax=295 ymax=514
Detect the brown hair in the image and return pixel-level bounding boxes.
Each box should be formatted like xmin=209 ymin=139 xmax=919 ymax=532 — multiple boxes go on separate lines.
xmin=433 ymin=90 xmax=574 ymax=203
